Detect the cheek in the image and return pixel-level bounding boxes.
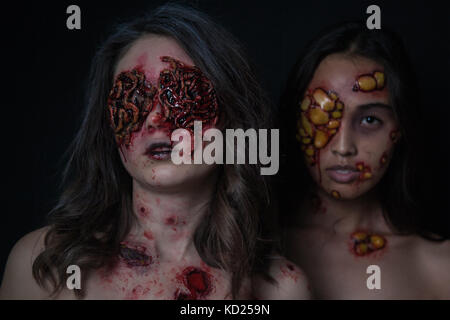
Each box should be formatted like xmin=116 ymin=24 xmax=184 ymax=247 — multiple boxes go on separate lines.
xmin=354 ymin=132 xmax=396 ymax=180
xmin=297 ymin=88 xmax=344 ymax=167
xmin=297 ymin=87 xmax=345 ymax=187
xmin=117 ymin=128 xmax=149 ymax=164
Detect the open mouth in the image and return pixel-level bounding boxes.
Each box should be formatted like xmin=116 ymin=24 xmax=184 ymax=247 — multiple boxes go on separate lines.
xmin=145 ymin=142 xmax=173 ymax=160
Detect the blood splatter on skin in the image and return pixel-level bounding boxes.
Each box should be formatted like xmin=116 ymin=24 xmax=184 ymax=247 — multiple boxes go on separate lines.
xmin=349 ymin=231 xmax=387 ymax=257
xmin=119 ymin=242 xmax=153 ymax=267
xmin=125 ymin=285 xmax=151 ymax=300
xmin=139 ymin=206 xmax=150 ymax=218
xmin=165 ymin=215 xmax=187 ymax=227
xmin=297 ymin=87 xmax=345 ymax=183
xmin=174 ymin=267 xmax=213 ymax=300
xmin=107 ymin=56 xmax=219 ymax=148
xmin=280 ymin=263 xmax=302 ymax=283
xmin=165 ymin=216 xmax=177 ymax=225
xmin=143 ymin=231 xmax=154 ymax=240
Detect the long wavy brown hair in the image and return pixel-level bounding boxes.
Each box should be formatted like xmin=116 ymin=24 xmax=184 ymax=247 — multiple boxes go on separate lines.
xmin=32 ymin=3 xmax=275 ymax=299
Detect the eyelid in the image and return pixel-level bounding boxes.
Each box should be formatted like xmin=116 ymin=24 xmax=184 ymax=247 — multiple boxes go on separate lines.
xmin=360 ymin=115 xmax=382 ymax=126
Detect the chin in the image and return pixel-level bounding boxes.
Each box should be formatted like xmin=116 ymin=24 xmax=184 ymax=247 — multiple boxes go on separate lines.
xmin=323 ymin=183 xmax=374 ymax=200
xmin=140 ymin=162 xmax=218 ymax=189
xmin=142 ymin=162 xmax=187 ymax=186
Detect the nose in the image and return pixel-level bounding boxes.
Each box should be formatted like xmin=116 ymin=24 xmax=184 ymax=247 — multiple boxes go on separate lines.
xmin=329 ymin=121 xmax=357 ymax=158
xmin=145 ymin=100 xmax=164 ymax=129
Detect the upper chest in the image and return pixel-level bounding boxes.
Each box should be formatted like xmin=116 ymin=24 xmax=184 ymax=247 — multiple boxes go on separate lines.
xmin=289 ymin=229 xmax=436 ymax=299
xmin=79 ymin=260 xmax=233 ymax=300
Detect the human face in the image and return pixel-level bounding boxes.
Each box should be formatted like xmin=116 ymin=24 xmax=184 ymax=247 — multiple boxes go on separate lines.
xmin=297 ymin=53 xmax=400 ymax=200
xmin=110 ymin=35 xmax=219 ymax=190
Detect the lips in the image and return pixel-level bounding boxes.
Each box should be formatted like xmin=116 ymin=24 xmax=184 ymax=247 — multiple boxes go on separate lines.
xmin=144 ymin=142 xmax=172 ymax=160
xmin=325 ymin=165 xmax=361 ymax=183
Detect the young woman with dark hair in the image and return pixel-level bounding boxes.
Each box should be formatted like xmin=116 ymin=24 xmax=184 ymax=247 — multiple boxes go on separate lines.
xmin=0 ymin=4 xmax=310 ymax=299
xmin=279 ymin=21 xmax=450 ymax=299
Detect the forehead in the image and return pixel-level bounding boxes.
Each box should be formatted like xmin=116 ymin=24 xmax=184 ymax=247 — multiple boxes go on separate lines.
xmin=114 ymin=34 xmax=194 ymax=82
xmin=309 ymin=53 xmax=389 ymax=107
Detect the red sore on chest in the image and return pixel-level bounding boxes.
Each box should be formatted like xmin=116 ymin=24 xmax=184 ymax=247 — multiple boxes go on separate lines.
xmin=174 ymin=266 xmax=213 ymax=300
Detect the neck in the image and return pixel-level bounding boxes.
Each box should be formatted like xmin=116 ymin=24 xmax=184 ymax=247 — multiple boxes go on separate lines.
xmin=128 ymin=177 xmax=216 ymax=263
xmin=300 ymin=187 xmax=391 ymax=235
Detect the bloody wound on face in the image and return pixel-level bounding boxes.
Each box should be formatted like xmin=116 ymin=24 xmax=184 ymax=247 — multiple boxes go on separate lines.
xmin=297 ymin=88 xmax=344 ymax=167
xmin=107 ymin=56 xmax=219 ymax=147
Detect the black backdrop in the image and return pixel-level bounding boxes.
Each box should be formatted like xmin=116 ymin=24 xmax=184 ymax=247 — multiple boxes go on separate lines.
xmin=2 ymin=0 xmax=449 ymax=281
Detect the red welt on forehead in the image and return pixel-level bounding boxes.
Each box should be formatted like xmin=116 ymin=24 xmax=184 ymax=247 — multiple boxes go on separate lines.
xmin=107 ymin=56 xmax=219 ymax=147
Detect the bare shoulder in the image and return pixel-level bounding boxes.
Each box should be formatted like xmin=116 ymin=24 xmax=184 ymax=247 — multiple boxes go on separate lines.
xmin=0 ymin=226 xmax=51 ymax=299
xmin=416 ymin=236 xmax=450 ymax=299
xmin=252 ymin=256 xmax=311 ymax=300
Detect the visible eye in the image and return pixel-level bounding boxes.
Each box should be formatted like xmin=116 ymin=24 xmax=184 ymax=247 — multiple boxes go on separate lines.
xmin=361 ymin=115 xmax=382 ymax=128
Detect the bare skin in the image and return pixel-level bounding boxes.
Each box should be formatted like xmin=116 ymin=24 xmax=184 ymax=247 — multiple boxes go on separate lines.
xmin=0 ymin=35 xmax=310 ymax=300
xmin=287 ymin=53 xmax=450 ymax=299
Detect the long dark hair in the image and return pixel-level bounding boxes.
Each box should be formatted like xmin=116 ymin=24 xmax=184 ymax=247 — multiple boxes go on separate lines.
xmin=33 ymin=3 xmax=275 ymax=298
xmin=278 ymin=21 xmax=445 ymax=240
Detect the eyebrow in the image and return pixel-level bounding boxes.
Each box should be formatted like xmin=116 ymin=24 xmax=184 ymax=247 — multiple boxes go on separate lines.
xmin=356 ymin=102 xmax=393 ymax=111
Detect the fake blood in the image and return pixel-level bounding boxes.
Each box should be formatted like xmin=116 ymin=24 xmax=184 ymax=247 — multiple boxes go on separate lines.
xmin=119 ymin=243 xmax=152 ymax=267
xmin=107 ymin=56 xmax=219 ymax=148
xmin=143 ymin=231 xmax=154 ymax=240
xmin=165 ymin=216 xmax=177 ymax=225
xmin=174 ymin=267 xmax=213 ymax=300
xmin=280 ymin=263 xmax=302 ymax=282
xmin=139 ymin=206 xmax=150 ymax=218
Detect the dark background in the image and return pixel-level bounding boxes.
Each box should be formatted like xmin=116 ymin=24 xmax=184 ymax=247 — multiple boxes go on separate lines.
xmin=2 ymin=0 xmax=449 ymax=281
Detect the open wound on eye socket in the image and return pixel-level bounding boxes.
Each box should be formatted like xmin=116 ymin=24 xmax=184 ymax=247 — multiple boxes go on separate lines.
xmin=352 ymin=71 xmax=385 ymax=92
xmin=108 ymin=56 xmax=279 ymax=175
xmin=107 ymin=56 xmax=218 ymax=147
xmin=297 ymin=88 xmax=344 ymax=181
xmin=350 ymin=231 xmax=386 ymax=256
